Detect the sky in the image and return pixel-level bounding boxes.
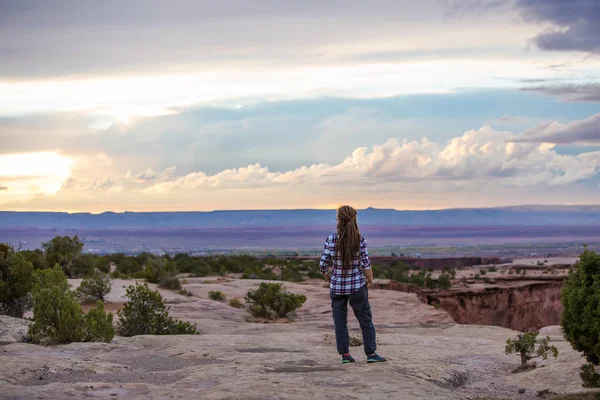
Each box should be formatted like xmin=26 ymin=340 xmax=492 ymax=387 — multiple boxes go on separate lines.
xmin=1 ymin=0 xmax=600 ymax=212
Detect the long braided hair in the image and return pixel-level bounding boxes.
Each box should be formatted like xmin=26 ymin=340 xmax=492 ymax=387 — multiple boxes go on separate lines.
xmin=336 ymin=205 xmax=361 ymax=273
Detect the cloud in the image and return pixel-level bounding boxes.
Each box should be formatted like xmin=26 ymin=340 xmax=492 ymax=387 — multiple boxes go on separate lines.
xmin=516 ymin=0 xmax=600 ymax=53
xmin=0 ymin=152 xmax=74 ymax=195
xmin=521 ymin=83 xmax=600 ymax=103
xmin=439 ymin=0 xmax=511 ymax=16
xmin=136 ymin=126 xmax=600 ymax=195
xmin=0 ymin=113 xmax=94 ymax=155
xmin=488 ymin=114 xmax=530 ymax=124
xmin=3 ymin=120 xmax=600 ymax=212
xmin=0 ymin=0 xmax=448 ymax=80
xmin=0 ymin=185 xmax=7 ymax=191
xmin=441 ymin=0 xmax=600 ymax=54
xmin=513 ymin=113 xmax=600 ymax=144
xmin=126 ymin=166 xmax=177 ymax=183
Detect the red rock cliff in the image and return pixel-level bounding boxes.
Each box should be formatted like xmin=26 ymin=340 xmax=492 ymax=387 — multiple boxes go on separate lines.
xmin=417 ymin=280 xmax=564 ymax=332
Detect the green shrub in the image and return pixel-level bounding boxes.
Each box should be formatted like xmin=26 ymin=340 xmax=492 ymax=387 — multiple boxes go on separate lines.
xmin=117 ymin=258 xmax=143 ymax=276
xmin=562 ymin=248 xmax=600 ymax=387
xmin=480 ymin=270 xmax=487 ymax=275
xmin=77 ymin=272 xmax=112 ymax=303
xmin=158 ymin=276 xmax=181 ymax=290
xmin=505 ymin=332 xmax=558 ymax=369
xmin=110 ymin=270 xmax=123 ymax=279
xmin=474 ymin=274 xmax=481 ymax=280
xmin=19 ymin=249 xmax=47 ymax=270
xmin=29 ymin=266 xmax=114 ymax=344
xmin=581 ymin=364 xmax=600 ymax=388
xmin=178 ymin=289 xmax=193 ymax=296
xmin=488 ymin=266 xmax=498 ymax=272
xmin=72 ymin=254 xmax=109 ymax=277
xmin=209 ymin=290 xmax=226 ymax=301
xmin=0 ymin=245 xmax=35 ymax=318
xmin=438 ymin=274 xmax=452 ymax=290
xmin=228 ymin=297 xmax=244 ymax=308
xmin=132 ymin=270 xmax=147 ymax=279
xmin=280 ymin=266 xmax=304 ymax=282
xmin=245 ymin=282 xmax=307 ymax=320
xmin=117 ymin=283 xmax=198 ymax=336
xmin=144 ymin=256 xmax=177 ymax=284
xmin=42 ymin=235 xmax=84 ymax=278
xmin=84 ymin=302 xmax=115 ymax=343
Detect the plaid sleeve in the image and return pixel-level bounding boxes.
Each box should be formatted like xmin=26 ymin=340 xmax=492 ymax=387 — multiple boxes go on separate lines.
xmin=319 ymin=236 xmax=332 ymax=274
xmin=360 ymin=237 xmax=371 ymax=270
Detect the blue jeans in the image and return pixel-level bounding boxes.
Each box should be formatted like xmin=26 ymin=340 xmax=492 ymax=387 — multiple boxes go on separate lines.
xmin=330 ymin=284 xmax=377 ymax=355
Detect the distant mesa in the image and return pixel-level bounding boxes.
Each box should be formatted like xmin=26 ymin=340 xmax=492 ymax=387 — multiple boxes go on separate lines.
xmin=1 ymin=205 xmax=600 ymax=229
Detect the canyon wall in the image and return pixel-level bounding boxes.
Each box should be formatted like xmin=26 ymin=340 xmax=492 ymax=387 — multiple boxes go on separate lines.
xmin=377 ymin=276 xmax=565 ymax=332
xmin=417 ymin=280 xmax=564 ymax=332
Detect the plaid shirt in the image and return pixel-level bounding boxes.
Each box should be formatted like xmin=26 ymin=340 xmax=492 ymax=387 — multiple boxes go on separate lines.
xmin=319 ymin=233 xmax=372 ymax=295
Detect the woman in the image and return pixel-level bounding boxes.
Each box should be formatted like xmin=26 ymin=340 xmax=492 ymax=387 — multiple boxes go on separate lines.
xmin=319 ymin=205 xmax=386 ymax=364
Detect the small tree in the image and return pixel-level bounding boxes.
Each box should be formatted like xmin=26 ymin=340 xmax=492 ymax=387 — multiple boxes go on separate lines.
xmin=42 ymin=236 xmax=84 ymax=277
xmin=438 ymin=274 xmax=452 ymax=290
xmin=561 ymin=247 xmax=600 ymax=387
xmin=144 ymin=256 xmax=177 ymax=284
xmin=77 ymin=272 xmax=112 ymax=303
xmin=245 ymin=282 xmax=307 ymax=320
xmin=29 ymin=266 xmax=114 ymax=344
xmin=0 ymin=245 xmax=35 ymax=318
xmin=505 ymin=332 xmax=558 ymax=369
xmin=117 ymin=283 xmax=198 ymax=336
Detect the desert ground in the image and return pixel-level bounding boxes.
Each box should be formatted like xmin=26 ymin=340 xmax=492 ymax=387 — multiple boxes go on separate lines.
xmin=0 ymin=277 xmax=593 ymax=400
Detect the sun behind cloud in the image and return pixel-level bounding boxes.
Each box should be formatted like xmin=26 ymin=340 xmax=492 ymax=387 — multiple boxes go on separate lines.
xmin=0 ymin=152 xmax=74 ymax=195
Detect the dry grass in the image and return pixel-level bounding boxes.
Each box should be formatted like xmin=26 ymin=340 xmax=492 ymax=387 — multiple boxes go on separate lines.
xmin=228 ymin=298 xmax=244 ymax=309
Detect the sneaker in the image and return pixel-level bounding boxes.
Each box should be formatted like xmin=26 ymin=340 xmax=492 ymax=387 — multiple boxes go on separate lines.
xmin=367 ymin=353 xmax=387 ymax=363
xmin=342 ymin=354 xmax=356 ymax=364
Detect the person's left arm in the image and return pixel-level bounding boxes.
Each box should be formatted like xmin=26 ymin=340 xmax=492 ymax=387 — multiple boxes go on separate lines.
xmin=360 ymin=237 xmax=374 ymax=284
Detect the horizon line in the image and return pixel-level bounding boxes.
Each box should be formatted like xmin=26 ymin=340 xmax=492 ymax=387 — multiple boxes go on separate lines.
xmin=2 ymin=204 xmax=600 ymax=215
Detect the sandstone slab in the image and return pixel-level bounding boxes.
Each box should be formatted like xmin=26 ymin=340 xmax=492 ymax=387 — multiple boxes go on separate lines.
xmin=0 ymin=315 xmax=30 ymax=345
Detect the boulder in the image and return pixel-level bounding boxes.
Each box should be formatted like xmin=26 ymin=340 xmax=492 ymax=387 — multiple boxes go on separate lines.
xmin=0 ymin=315 xmax=30 ymax=345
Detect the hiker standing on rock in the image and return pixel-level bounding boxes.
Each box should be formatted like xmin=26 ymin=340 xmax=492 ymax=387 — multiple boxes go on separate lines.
xmin=320 ymin=205 xmax=387 ymax=364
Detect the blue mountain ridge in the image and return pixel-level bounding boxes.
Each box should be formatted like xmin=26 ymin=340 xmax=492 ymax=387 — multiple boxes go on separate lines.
xmin=1 ymin=206 xmax=599 ymax=229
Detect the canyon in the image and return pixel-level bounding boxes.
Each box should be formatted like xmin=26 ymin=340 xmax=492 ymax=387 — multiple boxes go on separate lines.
xmin=418 ymin=277 xmax=565 ymax=332
xmin=376 ymin=261 xmax=572 ymax=332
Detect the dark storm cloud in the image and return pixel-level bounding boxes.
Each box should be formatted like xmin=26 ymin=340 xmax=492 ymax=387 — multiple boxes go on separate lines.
xmin=522 ymin=83 xmax=600 ymax=103
xmin=518 ymin=0 xmax=600 ymax=53
xmin=441 ymin=0 xmax=600 ymax=53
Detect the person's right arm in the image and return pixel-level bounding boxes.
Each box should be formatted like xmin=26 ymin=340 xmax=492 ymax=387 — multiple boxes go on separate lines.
xmin=319 ymin=236 xmax=332 ymax=282
xmin=360 ymin=237 xmax=374 ymax=284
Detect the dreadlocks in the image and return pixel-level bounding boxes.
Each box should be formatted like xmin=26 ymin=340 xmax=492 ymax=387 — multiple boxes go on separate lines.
xmin=336 ymin=205 xmax=361 ymax=272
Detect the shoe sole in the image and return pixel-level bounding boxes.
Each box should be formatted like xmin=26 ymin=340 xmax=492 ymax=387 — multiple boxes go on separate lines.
xmin=367 ymin=360 xmax=387 ymax=363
